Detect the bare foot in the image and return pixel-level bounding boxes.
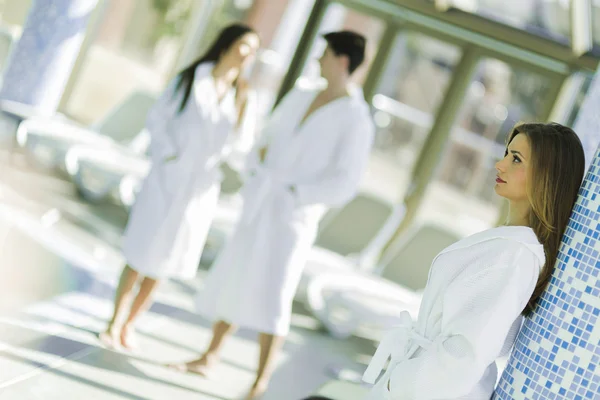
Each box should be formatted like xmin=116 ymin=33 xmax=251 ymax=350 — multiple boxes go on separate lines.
xmin=98 ymin=325 xmax=120 ymax=349
xmin=119 ymin=324 xmax=138 ymax=351
xmin=244 ymin=382 xmax=268 ymax=400
xmin=167 ymin=353 xmax=218 ymax=377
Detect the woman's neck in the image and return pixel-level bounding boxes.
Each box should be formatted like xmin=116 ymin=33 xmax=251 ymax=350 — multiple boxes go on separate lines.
xmin=505 ymin=201 xmax=530 ymax=227
xmin=212 ymin=62 xmax=238 ymax=87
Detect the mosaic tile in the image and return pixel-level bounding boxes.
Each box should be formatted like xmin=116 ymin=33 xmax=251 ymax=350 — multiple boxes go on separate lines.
xmin=0 ymin=0 xmax=98 ymax=113
xmin=494 ymin=142 xmax=600 ymax=398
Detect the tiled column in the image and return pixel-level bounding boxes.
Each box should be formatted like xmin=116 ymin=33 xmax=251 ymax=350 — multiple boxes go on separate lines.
xmin=494 ymin=77 xmax=600 ymax=399
xmin=0 ymin=0 xmax=98 ymax=113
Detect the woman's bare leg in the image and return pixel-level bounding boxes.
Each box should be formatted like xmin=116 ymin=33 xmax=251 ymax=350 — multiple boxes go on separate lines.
xmin=245 ymin=333 xmax=286 ymax=400
xmin=169 ymin=320 xmax=237 ymax=376
xmin=119 ymin=275 xmax=161 ymax=349
xmin=99 ymin=265 xmax=139 ymax=347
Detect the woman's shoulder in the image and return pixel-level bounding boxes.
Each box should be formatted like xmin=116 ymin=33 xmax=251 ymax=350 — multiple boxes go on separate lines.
xmin=190 ymin=63 xmax=215 ymax=88
xmin=163 ymin=62 xmax=212 ymax=94
xmin=434 ymin=228 xmax=544 ymax=293
xmin=444 ymin=226 xmax=544 ymax=267
xmin=193 ymin=61 xmax=214 ymax=76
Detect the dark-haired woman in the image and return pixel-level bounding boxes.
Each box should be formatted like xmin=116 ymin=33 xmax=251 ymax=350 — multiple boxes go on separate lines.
xmin=363 ymin=123 xmax=585 ymax=399
xmin=99 ymin=24 xmax=260 ymax=350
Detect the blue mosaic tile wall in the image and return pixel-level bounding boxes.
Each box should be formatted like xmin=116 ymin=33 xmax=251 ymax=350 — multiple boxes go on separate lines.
xmin=494 ymin=144 xmax=600 ymax=399
xmin=0 ymin=0 xmax=98 ymax=113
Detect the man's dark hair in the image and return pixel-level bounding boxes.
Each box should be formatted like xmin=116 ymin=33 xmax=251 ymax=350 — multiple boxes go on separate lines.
xmin=322 ymin=30 xmax=366 ymax=74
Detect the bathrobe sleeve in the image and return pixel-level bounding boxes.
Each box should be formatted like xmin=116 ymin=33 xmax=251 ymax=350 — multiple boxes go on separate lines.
xmin=258 ymin=89 xmax=300 ymax=148
xmin=145 ymin=80 xmax=179 ymax=162
xmin=221 ymin=90 xmax=260 ymax=173
xmin=294 ymin=113 xmax=375 ymax=207
xmin=387 ymin=239 xmax=541 ymax=399
xmin=242 ymin=89 xmax=300 ymax=173
xmin=146 ymin=64 xmax=215 ymax=163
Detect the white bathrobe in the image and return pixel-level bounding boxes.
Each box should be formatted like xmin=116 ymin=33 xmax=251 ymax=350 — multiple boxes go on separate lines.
xmin=363 ymin=226 xmax=545 ymax=400
xmin=122 ymin=63 xmax=257 ymax=281
xmin=195 ymin=84 xmax=375 ymax=335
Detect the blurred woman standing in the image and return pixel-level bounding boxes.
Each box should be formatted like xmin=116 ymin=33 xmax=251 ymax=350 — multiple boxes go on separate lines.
xmin=99 ymin=24 xmax=260 ymax=350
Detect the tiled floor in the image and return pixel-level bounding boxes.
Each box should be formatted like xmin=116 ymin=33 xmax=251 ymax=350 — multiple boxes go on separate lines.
xmin=0 ymin=157 xmax=373 ymax=400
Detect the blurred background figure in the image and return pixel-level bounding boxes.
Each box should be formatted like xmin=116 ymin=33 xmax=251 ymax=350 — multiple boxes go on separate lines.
xmin=99 ymin=23 xmax=260 ymax=350
xmin=169 ymin=30 xmax=374 ymax=400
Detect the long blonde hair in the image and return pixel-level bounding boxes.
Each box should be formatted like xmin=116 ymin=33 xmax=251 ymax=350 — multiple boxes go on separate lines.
xmin=507 ymin=123 xmax=585 ymax=316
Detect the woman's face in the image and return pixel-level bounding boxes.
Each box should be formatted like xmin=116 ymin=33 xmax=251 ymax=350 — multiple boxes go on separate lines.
xmin=221 ymin=33 xmax=260 ymax=72
xmin=494 ymin=133 xmax=531 ymax=203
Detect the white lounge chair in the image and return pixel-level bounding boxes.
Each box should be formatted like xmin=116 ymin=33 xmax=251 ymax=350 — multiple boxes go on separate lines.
xmin=53 ymin=91 xmax=156 ymax=203
xmin=0 ymin=100 xmax=65 ymax=153
xmin=16 ymin=90 xmax=157 ymax=172
xmin=65 ymin=139 xmax=150 ymax=204
xmin=295 ymin=194 xmax=405 ymax=304
xmin=65 ymin=88 xmax=259 ymax=207
xmin=201 ymin=193 xmax=403 ymax=274
xmin=305 ymin=222 xmax=462 ymax=339
xmin=0 ymin=26 xmax=41 ymax=150
xmin=315 ymin=193 xmax=402 ymax=256
xmin=16 ymin=117 xmax=111 ymax=169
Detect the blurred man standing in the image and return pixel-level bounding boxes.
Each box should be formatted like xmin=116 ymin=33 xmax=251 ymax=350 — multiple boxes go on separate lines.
xmin=171 ymin=31 xmax=375 ymax=400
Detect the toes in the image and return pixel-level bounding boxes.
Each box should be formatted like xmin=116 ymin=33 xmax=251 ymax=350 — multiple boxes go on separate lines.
xmin=98 ymin=331 xmax=118 ymax=349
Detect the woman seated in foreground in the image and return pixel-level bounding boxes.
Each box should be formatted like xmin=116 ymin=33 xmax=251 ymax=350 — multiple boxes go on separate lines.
xmin=362 ymin=123 xmax=585 ymax=399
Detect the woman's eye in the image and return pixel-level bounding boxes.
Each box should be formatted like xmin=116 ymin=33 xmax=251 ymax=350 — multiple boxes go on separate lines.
xmin=513 ymin=155 xmax=521 ymax=163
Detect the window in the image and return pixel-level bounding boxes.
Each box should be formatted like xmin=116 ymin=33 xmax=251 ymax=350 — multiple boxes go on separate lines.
xmin=445 ymin=0 xmax=570 ymax=42
xmin=370 ymin=33 xmax=461 ymax=201
xmin=423 ymin=59 xmax=553 ymax=233
xmin=242 ymin=0 xmax=315 ymax=119
xmin=63 ymin=0 xmax=193 ymax=124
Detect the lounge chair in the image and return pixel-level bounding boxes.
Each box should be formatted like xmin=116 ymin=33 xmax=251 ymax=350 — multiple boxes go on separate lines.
xmin=305 ymin=222 xmax=462 ymax=339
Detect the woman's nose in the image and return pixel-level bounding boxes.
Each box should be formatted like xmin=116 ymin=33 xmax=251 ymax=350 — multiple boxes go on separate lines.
xmin=495 ymin=159 xmax=504 ymax=172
